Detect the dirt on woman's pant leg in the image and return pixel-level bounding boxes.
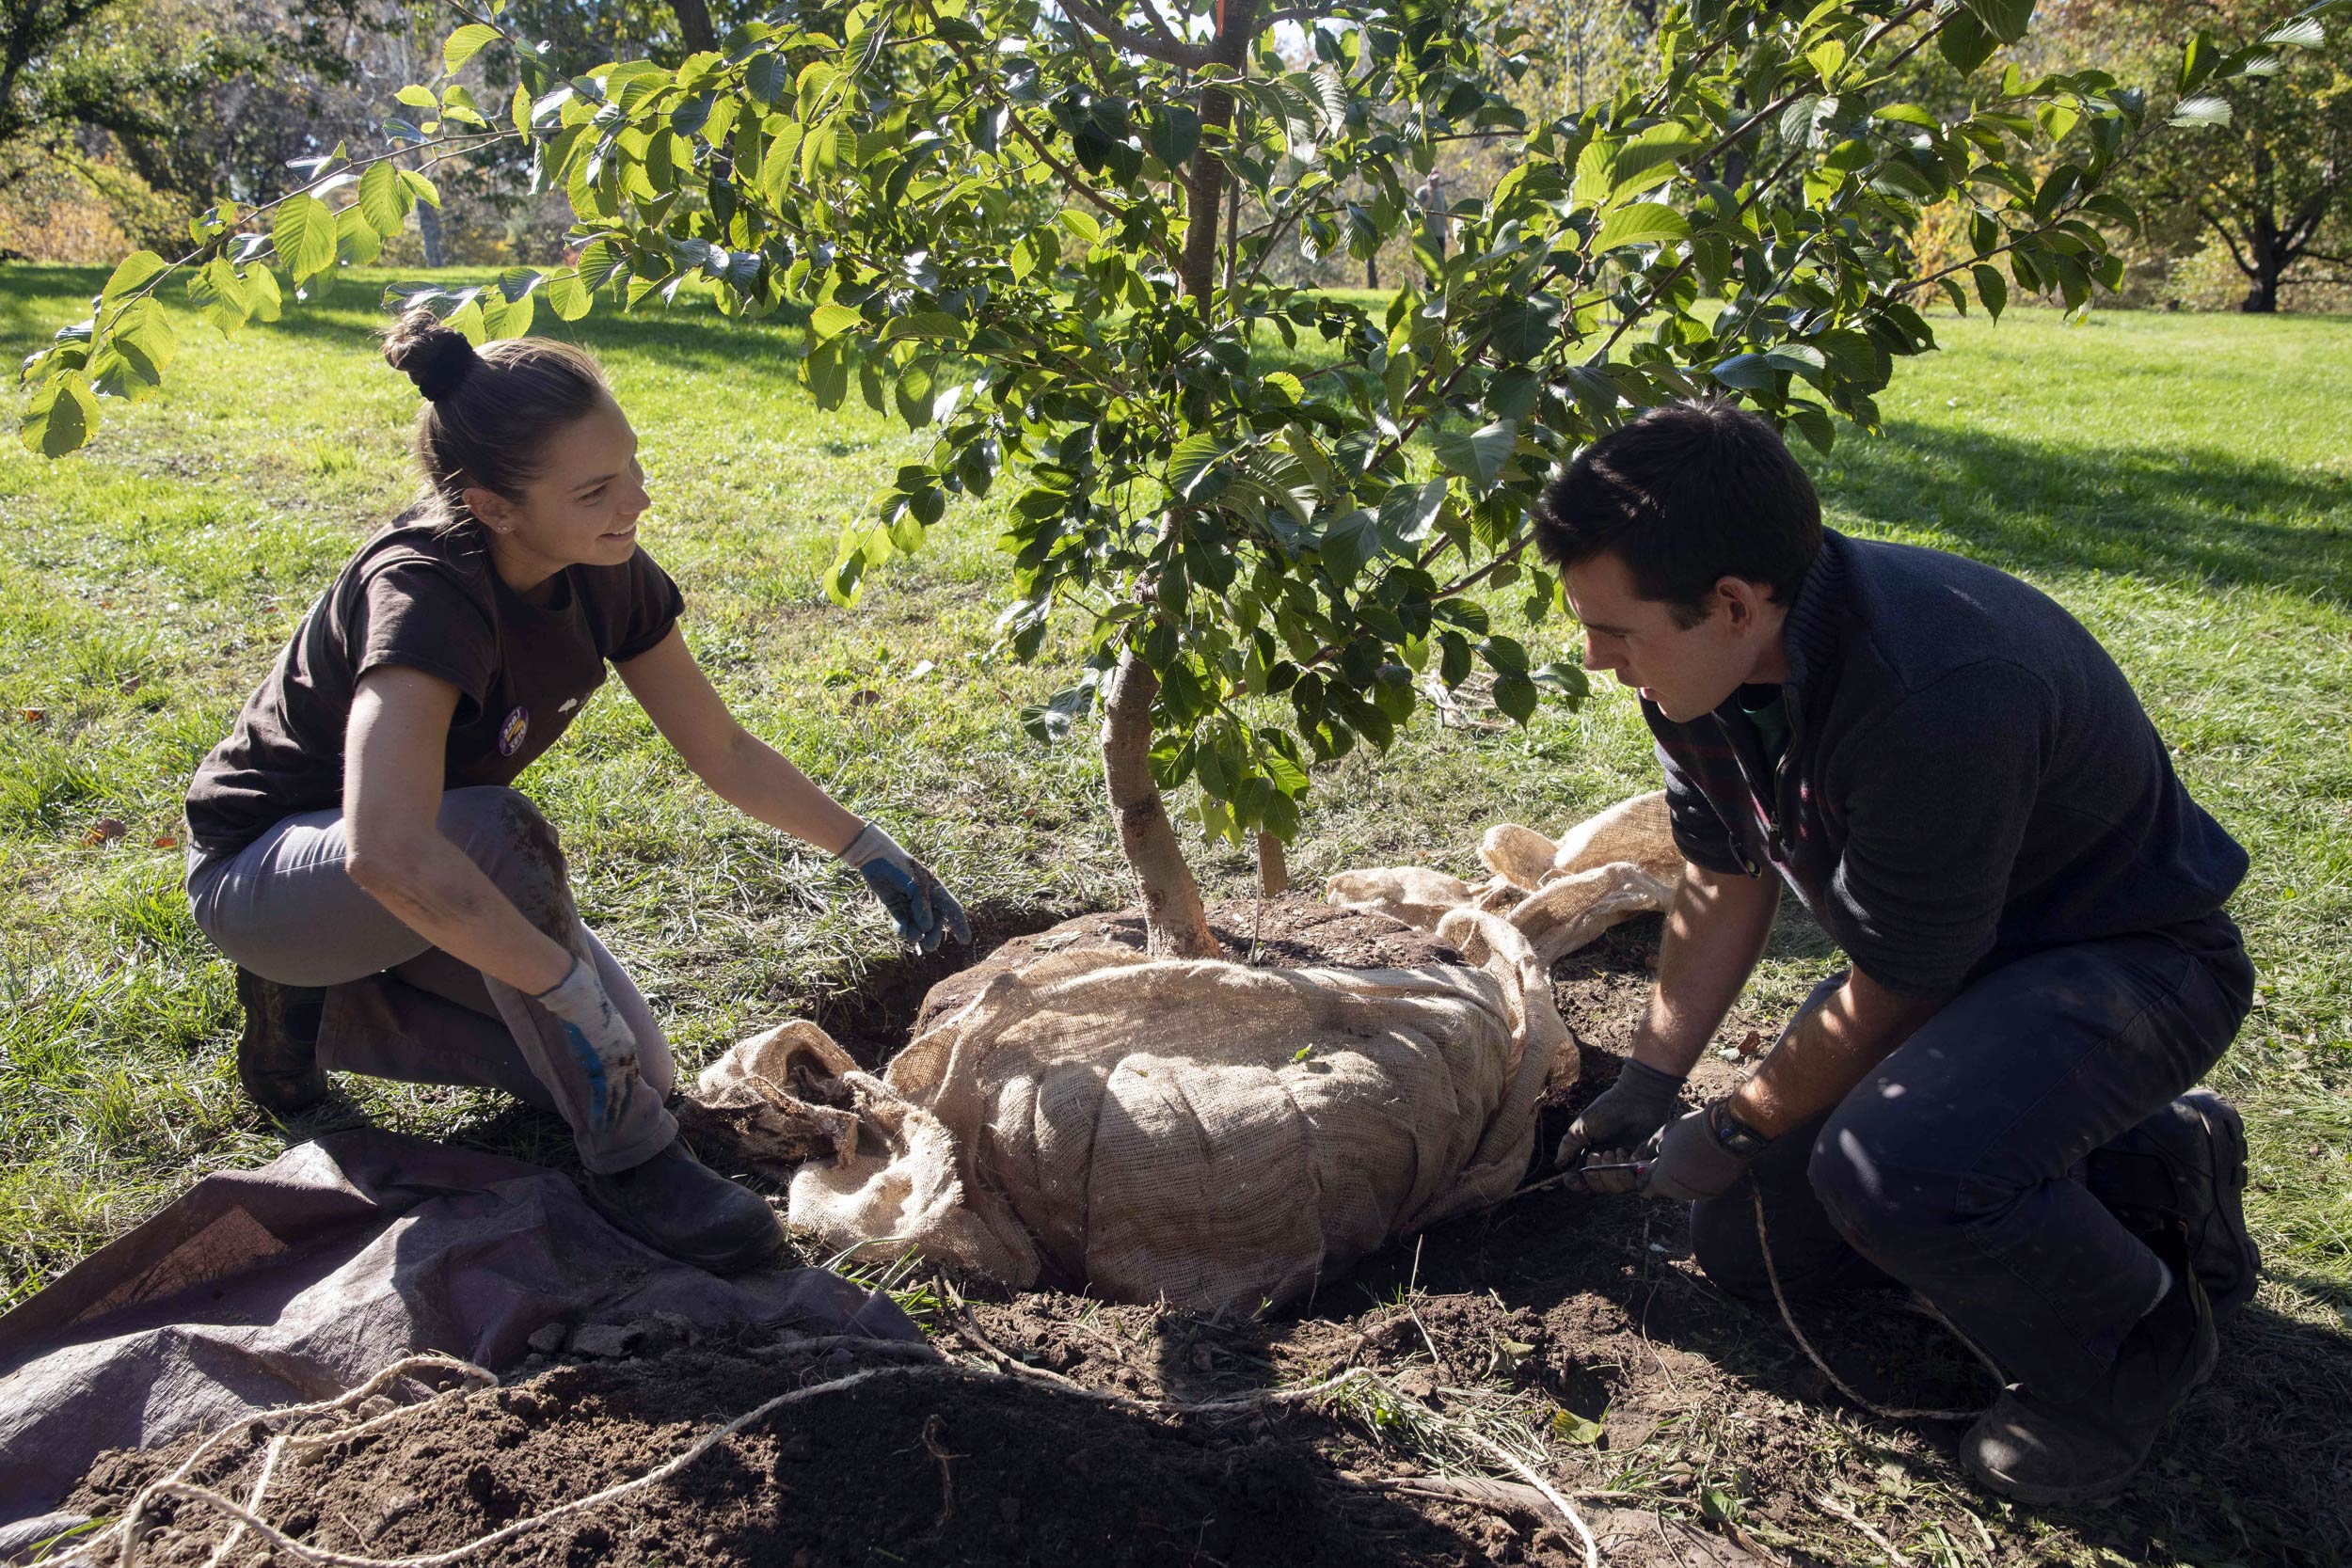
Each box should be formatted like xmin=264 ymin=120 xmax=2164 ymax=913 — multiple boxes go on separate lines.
xmin=189 ymin=785 xmax=677 ymax=1172
xmin=437 ymin=788 xmax=678 ymax=1174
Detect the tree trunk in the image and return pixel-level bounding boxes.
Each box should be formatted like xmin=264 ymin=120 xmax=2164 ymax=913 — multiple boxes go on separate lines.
xmin=1257 ymin=832 xmax=1289 ymax=896
xmin=1102 ymin=648 xmax=1220 ymax=958
xmin=415 ymin=190 xmax=445 ymax=268
xmin=673 ymin=0 xmax=716 ymax=52
xmin=1177 ymin=0 xmax=1259 ymax=303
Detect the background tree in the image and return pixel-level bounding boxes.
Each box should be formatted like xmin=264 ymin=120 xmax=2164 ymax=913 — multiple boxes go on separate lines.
xmin=21 ymin=0 xmax=2316 ymax=955
xmin=2047 ymin=0 xmax=2350 ymax=310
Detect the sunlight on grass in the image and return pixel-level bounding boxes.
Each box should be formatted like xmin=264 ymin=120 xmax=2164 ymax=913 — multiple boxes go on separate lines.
xmin=0 ymin=265 xmax=2344 ymax=1344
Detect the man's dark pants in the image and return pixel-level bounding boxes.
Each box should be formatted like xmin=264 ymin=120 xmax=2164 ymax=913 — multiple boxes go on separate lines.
xmin=1690 ymin=910 xmax=2254 ymax=1404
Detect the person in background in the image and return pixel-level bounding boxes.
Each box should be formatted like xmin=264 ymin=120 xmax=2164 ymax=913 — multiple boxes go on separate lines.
xmin=183 ymin=309 xmax=968 ymax=1274
xmin=1534 ymin=400 xmax=2257 ymax=1505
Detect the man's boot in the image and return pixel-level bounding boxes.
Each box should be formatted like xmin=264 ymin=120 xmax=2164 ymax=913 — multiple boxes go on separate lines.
xmin=233 ymin=967 xmax=329 ymax=1117
xmin=580 ymin=1136 xmax=786 ymax=1274
xmin=1959 ymin=1228 xmax=2217 ymax=1506
xmin=2089 ymin=1087 xmax=2260 ymax=1316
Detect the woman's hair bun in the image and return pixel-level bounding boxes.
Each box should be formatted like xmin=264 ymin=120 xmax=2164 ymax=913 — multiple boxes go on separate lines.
xmin=383 ymin=306 xmax=481 ymax=403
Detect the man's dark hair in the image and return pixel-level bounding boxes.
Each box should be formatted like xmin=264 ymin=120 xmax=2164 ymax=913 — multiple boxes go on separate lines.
xmin=1531 ymin=400 xmax=1822 ymax=626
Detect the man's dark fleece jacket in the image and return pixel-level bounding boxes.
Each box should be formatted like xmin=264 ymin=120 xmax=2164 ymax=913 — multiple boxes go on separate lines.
xmin=1644 ymin=529 xmax=2248 ymax=998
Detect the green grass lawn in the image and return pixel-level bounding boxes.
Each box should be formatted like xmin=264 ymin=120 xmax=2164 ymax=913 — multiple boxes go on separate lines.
xmin=3 ymin=264 xmax=2346 ymax=1353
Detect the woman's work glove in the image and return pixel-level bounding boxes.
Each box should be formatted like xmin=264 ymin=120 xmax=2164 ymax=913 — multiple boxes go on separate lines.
xmin=1554 ymin=1059 xmax=1688 ymax=1192
xmin=532 ymin=955 xmax=642 ymax=1134
xmin=838 ymin=821 xmax=972 ymax=955
xmin=1638 ymin=1099 xmax=1769 ymax=1202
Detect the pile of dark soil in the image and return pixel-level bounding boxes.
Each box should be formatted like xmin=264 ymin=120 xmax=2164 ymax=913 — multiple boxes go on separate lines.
xmin=56 ymin=901 xmax=2352 ymax=1568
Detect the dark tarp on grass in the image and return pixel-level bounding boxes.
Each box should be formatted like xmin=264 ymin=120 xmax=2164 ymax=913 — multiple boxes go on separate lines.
xmin=0 ymin=1128 xmax=918 ymax=1553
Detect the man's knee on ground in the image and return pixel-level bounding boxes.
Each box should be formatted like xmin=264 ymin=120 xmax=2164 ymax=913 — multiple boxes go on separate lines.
xmin=434 ymin=787 xmax=577 ymax=942
xmin=1809 ymin=1108 xmax=2000 ymax=1267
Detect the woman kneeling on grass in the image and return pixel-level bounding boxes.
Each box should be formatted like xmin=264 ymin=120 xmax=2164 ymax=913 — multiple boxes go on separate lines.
xmin=180 ymin=309 xmax=968 ymax=1273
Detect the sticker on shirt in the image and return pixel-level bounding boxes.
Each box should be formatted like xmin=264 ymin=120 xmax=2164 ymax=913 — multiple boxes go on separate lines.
xmin=498 ymin=705 xmax=530 ymax=756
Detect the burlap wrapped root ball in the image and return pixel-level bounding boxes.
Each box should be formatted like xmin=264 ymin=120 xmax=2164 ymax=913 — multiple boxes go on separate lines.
xmin=689 ymin=793 xmax=1677 ymax=1312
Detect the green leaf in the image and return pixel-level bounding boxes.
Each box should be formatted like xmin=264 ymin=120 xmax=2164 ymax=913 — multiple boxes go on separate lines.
xmin=358 ymin=161 xmax=411 ymax=236
xmin=1433 ymin=419 xmax=1518 ymax=492
xmin=1493 ymin=673 xmax=1538 ymax=725
xmin=745 ymin=51 xmax=787 ymax=106
xmin=1871 ymin=103 xmax=1941 ymax=130
xmin=1708 ymin=354 xmax=1779 ymax=391
xmin=1146 ymin=104 xmax=1201 ymax=172
xmin=2169 ymin=95 xmax=2232 ymax=128
xmin=1939 ymin=10 xmax=1997 ymax=72
xmin=1973 ymin=262 xmax=2009 ymax=320
xmin=1488 ymin=296 xmax=1562 ymax=363
xmin=1963 ymin=0 xmax=2035 ymax=44
xmin=334 ymin=202 xmax=381 ymax=266
xmin=399 ymin=169 xmax=441 ymax=210
xmin=1168 ymin=433 xmax=1229 ymax=503
xmin=187 ymin=257 xmax=249 ymax=332
xmin=244 ymin=264 xmax=282 ymax=322
xmin=395 ymin=84 xmax=437 ymax=109
xmin=88 ymin=301 xmax=174 ymax=401
xmin=1607 ymin=124 xmax=1700 ymax=198
xmin=545 ymin=267 xmax=591 ymax=321
xmin=100 ymin=251 xmax=168 ymax=309
xmin=21 ymin=372 xmax=100 ymax=457
xmin=1592 ymin=202 xmax=1690 ymax=252
xmin=443 ymin=23 xmax=500 ymax=72
xmin=809 ymin=301 xmax=863 ymax=340
xmin=2260 ymin=15 xmax=2326 ymax=50
xmin=271 ymin=195 xmax=339 ymax=282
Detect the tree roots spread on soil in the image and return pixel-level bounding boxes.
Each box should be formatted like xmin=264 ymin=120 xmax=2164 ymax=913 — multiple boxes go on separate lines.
xmin=57 ymin=1335 xmax=1603 ymax=1568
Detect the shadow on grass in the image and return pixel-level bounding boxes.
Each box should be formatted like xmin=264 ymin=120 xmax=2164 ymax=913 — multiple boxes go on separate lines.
xmin=1824 ymin=418 xmax=2352 ymax=610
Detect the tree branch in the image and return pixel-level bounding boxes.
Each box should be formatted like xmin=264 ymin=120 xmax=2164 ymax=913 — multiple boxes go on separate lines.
xmin=1057 ymin=0 xmax=1211 ymax=67
xmin=2195 ymin=202 xmax=2260 ymax=282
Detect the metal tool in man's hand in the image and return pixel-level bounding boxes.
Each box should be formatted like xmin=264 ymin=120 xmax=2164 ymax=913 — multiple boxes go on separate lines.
xmin=1577 ymin=1160 xmax=1654 ymax=1176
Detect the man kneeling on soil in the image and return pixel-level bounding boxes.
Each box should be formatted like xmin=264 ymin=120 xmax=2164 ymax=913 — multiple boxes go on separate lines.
xmin=1534 ymin=401 xmax=2257 ymax=1505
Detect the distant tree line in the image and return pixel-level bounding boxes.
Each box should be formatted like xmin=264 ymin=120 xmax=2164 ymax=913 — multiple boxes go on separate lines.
xmin=2 ymin=0 xmax=2344 ymax=309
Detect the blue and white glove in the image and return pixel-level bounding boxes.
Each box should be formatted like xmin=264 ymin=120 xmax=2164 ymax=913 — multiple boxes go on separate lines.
xmin=531 ymin=955 xmax=642 ymax=1134
xmin=837 ymin=821 xmax=972 ymax=955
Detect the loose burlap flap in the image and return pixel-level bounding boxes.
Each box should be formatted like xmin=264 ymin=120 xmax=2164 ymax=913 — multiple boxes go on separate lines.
xmin=1325 ymin=789 xmax=1681 ymax=964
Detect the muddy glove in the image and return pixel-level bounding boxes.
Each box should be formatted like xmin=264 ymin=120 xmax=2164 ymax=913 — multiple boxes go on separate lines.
xmin=838 ymin=821 xmax=971 ymax=955
xmin=1638 ymin=1100 xmax=1769 ymax=1203
xmin=1555 ymin=1059 xmax=1687 ymax=1193
xmin=532 ymin=954 xmax=641 ymax=1135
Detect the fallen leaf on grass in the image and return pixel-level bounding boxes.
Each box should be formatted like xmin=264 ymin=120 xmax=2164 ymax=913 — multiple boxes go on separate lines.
xmin=152 ymin=834 xmax=178 ymax=850
xmin=1551 ymin=1409 xmax=1605 ymax=1446
xmin=85 ymin=817 xmax=128 ymax=847
xmin=19 ymin=707 xmax=45 ymax=723
xmin=1735 ymin=1029 xmax=1763 ymax=1058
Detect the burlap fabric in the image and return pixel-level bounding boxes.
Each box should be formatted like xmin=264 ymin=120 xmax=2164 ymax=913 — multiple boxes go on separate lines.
xmin=688 ymin=793 xmax=1682 ymax=1313
xmin=1325 ymin=790 xmax=1680 ymax=964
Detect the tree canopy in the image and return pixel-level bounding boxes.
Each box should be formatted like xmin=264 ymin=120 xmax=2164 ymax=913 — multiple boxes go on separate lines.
xmin=20 ymin=0 xmax=2328 ymax=950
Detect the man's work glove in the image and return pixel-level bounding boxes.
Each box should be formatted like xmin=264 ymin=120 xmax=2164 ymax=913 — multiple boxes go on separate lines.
xmin=532 ymin=954 xmax=642 ymax=1135
xmin=1555 ymin=1059 xmax=1687 ymax=1193
xmin=838 ymin=821 xmax=972 ymax=955
xmin=1638 ymin=1099 xmax=1770 ymax=1202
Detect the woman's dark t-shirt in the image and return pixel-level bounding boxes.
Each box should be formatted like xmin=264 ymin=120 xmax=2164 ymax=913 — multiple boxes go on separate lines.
xmin=184 ymin=516 xmax=684 ymax=855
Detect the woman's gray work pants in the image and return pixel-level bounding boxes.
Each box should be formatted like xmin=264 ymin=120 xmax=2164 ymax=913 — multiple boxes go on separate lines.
xmin=186 ymin=785 xmax=678 ymax=1174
